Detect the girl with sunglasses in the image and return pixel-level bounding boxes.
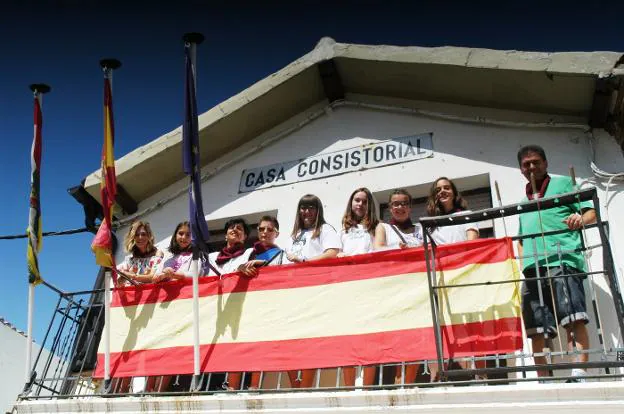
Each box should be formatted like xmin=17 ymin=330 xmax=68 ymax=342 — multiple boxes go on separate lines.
xmin=285 ymin=194 xmax=340 ymax=388
xmin=285 ymin=194 xmax=340 ymax=264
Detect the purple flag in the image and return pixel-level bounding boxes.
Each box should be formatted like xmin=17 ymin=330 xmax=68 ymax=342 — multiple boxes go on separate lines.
xmin=183 ymin=43 xmax=210 ymax=253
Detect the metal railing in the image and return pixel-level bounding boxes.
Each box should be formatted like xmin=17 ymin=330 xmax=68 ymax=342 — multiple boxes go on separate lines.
xmin=420 ymin=187 xmax=624 ymax=382
xmin=18 ymin=188 xmax=624 ymax=401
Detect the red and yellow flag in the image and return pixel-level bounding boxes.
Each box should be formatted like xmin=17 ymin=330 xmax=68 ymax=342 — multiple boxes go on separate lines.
xmin=95 ymin=238 xmax=521 ymax=378
xmin=91 ymin=74 xmax=117 ymax=271
xmin=27 ymin=93 xmax=43 ymax=285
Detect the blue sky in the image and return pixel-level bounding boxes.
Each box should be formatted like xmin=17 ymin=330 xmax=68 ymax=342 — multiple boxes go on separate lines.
xmin=1 ymin=1 xmax=623 ymax=342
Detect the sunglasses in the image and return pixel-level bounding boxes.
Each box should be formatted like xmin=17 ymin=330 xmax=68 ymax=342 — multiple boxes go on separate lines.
xmin=258 ymin=226 xmax=276 ymax=233
xmin=390 ymin=201 xmax=410 ymax=208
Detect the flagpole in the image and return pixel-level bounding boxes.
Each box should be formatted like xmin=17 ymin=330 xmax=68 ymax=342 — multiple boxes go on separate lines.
xmin=183 ymin=31 xmax=205 ymax=391
xmin=99 ymin=58 xmax=121 ymax=392
xmin=25 ymin=283 xmax=35 ymax=385
xmin=24 ymin=83 xmax=50 ymax=391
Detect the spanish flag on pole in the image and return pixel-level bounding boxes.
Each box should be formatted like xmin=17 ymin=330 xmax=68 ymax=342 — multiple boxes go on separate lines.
xmin=91 ymin=68 xmax=117 ymax=275
xmin=26 ymin=90 xmax=44 ymax=285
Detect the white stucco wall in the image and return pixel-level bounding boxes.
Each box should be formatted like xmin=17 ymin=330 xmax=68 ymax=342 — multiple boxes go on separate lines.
xmin=115 ymin=99 xmax=624 ymax=365
xmin=0 ymin=322 xmax=64 ymax=413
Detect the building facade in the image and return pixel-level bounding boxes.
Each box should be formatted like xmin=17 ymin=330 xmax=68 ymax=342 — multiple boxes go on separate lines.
xmin=17 ymin=37 xmax=624 ymax=412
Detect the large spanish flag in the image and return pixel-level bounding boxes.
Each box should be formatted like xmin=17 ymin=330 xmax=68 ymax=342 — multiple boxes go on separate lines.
xmin=91 ymin=71 xmax=117 ymax=270
xmin=95 ymin=238 xmax=521 ymax=378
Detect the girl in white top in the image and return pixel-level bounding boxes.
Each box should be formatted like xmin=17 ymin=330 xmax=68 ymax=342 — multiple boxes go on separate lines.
xmin=337 ymin=187 xmax=379 ymax=386
xmin=424 ymin=177 xmax=479 ymax=382
xmin=206 ymin=218 xmax=253 ymax=277
xmin=153 ymin=221 xmax=200 ymax=282
xmin=115 ymin=220 xmax=164 ymax=393
xmin=374 ymin=189 xmax=423 ymax=251
xmin=143 ymin=221 xmax=198 ymax=393
xmin=372 ymin=189 xmax=423 ymax=386
xmin=284 ymin=194 xmax=340 ymax=389
xmin=117 ymin=220 xmax=164 ymax=285
xmin=285 ymin=194 xmax=341 ymax=264
xmin=425 ymin=177 xmax=479 ymax=244
xmin=338 ymin=187 xmax=379 ymax=258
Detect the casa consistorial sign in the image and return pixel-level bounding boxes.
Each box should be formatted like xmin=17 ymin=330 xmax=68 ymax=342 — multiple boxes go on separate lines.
xmin=239 ymin=133 xmax=433 ymax=193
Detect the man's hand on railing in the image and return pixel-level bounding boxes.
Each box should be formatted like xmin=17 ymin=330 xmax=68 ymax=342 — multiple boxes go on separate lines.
xmin=563 ymin=213 xmax=583 ymax=230
xmin=562 ymin=208 xmax=596 ymax=231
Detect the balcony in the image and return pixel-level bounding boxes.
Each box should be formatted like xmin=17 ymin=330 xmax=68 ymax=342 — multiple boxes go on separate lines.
xmin=12 ymin=188 xmax=624 ymax=413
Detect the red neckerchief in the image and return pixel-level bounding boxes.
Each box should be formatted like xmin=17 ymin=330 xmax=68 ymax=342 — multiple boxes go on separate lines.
xmin=251 ymin=241 xmax=276 ymax=256
xmin=526 ymin=174 xmax=551 ymax=200
xmin=390 ymin=217 xmax=414 ymax=231
xmin=216 ymin=243 xmax=245 ymax=265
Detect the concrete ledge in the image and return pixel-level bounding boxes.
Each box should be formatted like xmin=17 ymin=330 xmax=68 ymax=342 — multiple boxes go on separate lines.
xmin=15 ymin=381 xmax=624 ymax=413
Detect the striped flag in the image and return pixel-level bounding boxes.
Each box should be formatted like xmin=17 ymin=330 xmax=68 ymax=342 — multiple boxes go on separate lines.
xmin=94 ymin=238 xmax=522 ymax=378
xmin=26 ymin=93 xmax=43 ymax=285
xmin=182 ymin=42 xmax=210 ymax=253
xmin=91 ymin=71 xmax=117 ymax=274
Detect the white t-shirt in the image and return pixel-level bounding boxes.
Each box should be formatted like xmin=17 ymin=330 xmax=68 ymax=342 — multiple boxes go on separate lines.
xmin=206 ymin=249 xmax=253 ymax=276
xmin=285 ymin=223 xmax=341 ymax=261
xmin=428 ymin=210 xmax=479 ymax=245
xmin=340 ymin=224 xmax=374 ymax=256
xmin=380 ymin=223 xmax=424 ymax=250
xmin=156 ymin=251 xmax=200 ymax=278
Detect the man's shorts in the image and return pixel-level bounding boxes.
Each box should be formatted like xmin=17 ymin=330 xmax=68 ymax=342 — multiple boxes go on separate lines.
xmin=522 ymin=265 xmax=589 ymax=338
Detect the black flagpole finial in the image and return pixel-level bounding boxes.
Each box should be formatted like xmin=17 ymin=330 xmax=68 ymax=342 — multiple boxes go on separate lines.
xmin=29 ymin=84 xmax=51 ymax=94
xmin=183 ymin=32 xmax=205 ymax=45
xmin=99 ymin=59 xmax=122 ymax=70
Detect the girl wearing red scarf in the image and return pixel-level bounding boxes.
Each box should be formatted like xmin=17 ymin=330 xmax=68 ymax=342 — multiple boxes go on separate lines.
xmin=206 ymin=218 xmax=252 ymax=276
xmin=206 ymin=218 xmax=253 ymax=391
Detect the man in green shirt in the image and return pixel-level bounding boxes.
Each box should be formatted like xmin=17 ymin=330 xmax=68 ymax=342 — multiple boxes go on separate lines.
xmin=516 ymin=145 xmax=596 ymax=380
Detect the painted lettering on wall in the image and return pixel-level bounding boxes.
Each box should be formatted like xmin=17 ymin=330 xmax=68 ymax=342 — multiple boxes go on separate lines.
xmin=239 ymin=133 xmax=433 ymax=193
